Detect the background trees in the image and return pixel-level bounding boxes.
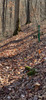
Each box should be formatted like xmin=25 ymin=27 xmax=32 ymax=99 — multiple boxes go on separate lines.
xmin=0 ymin=0 xmax=46 ymax=38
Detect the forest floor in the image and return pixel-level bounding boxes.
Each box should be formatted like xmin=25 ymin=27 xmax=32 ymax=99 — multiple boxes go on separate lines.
xmin=0 ymin=23 xmax=46 ymax=100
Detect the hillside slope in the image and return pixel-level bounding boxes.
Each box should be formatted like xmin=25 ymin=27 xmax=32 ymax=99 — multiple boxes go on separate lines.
xmin=0 ymin=25 xmax=46 ymax=100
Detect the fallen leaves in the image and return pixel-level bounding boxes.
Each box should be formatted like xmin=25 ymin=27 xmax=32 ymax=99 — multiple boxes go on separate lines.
xmin=0 ymin=76 xmax=8 ymax=85
xmin=0 ymin=25 xmax=46 ymax=100
xmin=0 ymin=49 xmax=17 ymax=57
xmin=34 ymin=59 xmax=37 ymax=64
xmin=17 ymin=72 xmax=20 ymax=75
xmin=38 ymin=49 xmax=41 ymax=54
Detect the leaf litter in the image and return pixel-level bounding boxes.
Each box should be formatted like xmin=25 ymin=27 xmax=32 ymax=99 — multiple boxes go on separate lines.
xmin=0 ymin=24 xmax=46 ymax=100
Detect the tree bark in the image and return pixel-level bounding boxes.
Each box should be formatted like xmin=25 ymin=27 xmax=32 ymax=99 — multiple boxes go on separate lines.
xmin=2 ymin=0 xmax=5 ymax=35
xmin=13 ymin=0 xmax=20 ymax=36
xmin=26 ymin=0 xmax=31 ymax=24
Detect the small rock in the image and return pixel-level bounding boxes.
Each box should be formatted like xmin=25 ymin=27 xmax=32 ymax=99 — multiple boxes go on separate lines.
xmin=35 ymin=82 xmax=40 ymax=86
xmin=7 ymin=96 xmax=11 ymax=99
xmin=38 ymin=96 xmax=42 ymax=99
xmin=8 ymin=87 xmax=11 ymax=91
xmin=6 ymin=66 xmax=9 ymax=69
xmin=35 ymin=82 xmax=40 ymax=91
xmin=21 ymin=94 xmax=25 ymax=98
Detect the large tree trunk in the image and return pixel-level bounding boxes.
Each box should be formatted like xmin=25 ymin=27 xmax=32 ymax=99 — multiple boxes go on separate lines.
xmin=13 ymin=0 xmax=20 ymax=36
xmin=26 ymin=0 xmax=31 ymax=24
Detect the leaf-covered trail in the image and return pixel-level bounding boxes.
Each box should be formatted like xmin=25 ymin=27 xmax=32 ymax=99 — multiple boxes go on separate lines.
xmin=0 ymin=25 xmax=46 ymax=100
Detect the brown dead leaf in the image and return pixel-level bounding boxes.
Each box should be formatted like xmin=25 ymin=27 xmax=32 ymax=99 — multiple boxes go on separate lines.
xmin=38 ymin=49 xmax=41 ymax=54
xmin=18 ymin=72 xmax=20 ymax=75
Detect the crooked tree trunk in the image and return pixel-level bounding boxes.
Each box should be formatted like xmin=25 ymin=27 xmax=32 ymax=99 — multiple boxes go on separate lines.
xmin=13 ymin=0 xmax=20 ymax=36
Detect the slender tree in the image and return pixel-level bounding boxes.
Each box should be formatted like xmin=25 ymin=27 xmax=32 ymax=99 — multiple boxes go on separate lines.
xmin=2 ymin=0 xmax=5 ymax=35
xmin=10 ymin=6 xmax=12 ymax=27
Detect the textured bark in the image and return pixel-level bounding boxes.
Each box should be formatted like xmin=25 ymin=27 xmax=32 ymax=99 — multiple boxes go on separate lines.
xmin=13 ymin=0 xmax=20 ymax=36
xmin=26 ymin=0 xmax=31 ymax=24
xmin=10 ymin=6 xmax=12 ymax=27
xmin=2 ymin=0 xmax=5 ymax=35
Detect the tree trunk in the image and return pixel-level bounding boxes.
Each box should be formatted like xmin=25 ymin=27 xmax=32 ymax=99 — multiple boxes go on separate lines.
xmin=2 ymin=0 xmax=5 ymax=35
xmin=26 ymin=0 xmax=31 ymax=24
xmin=13 ymin=0 xmax=20 ymax=36
xmin=5 ymin=0 xmax=8 ymax=29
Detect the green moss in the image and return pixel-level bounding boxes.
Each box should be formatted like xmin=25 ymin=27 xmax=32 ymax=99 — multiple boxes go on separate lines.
xmin=27 ymin=68 xmax=36 ymax=76
xmin=25 ymin=66 xmax=31 ymax=71
xmin=24 ymin=58 xmax=26 ymax=60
